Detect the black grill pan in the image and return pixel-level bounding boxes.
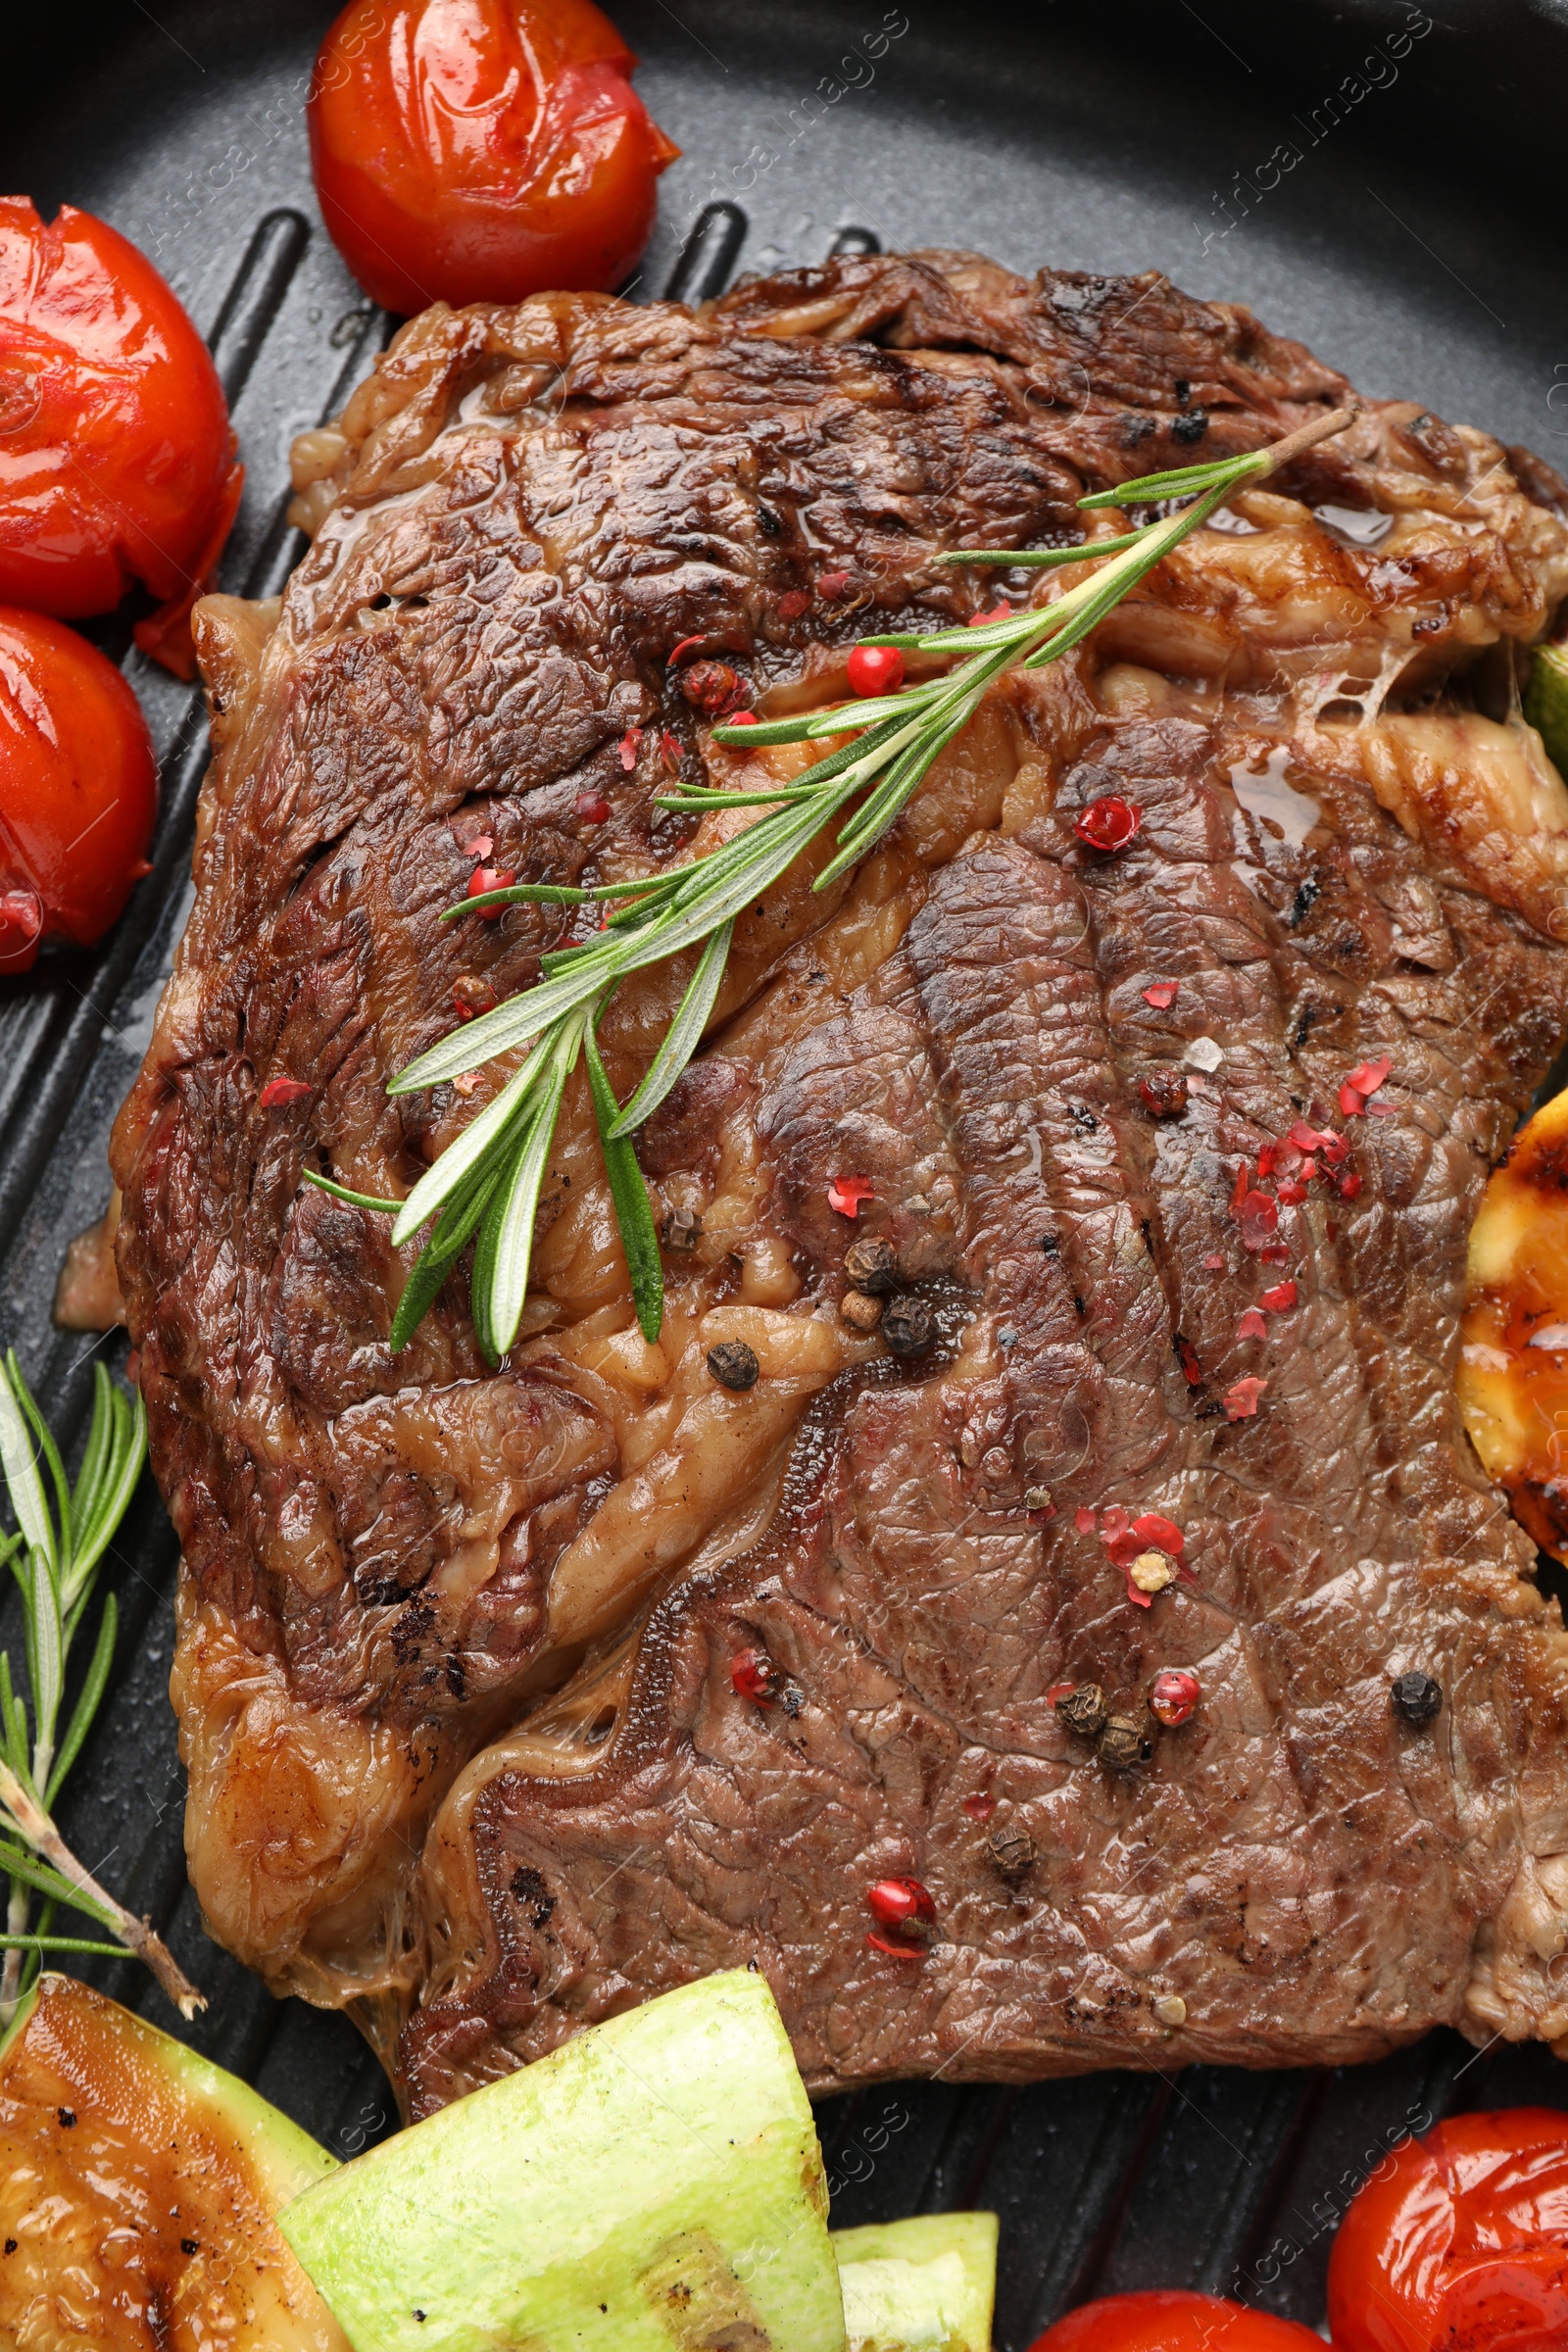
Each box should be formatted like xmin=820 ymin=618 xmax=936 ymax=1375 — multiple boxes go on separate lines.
xmin=4 ymin=3 xmax=1566 ymax=2333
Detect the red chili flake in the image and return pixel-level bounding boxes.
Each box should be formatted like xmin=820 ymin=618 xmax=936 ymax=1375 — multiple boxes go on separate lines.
xmin=775 ymin=587 xmax=812 ymax=620
xmin=827 ymin=1174 xmax=876 ymax=1217
xmin=680 ymin=659 xmax=742 ymax=712
xmin=1238 ymin=1192 xmax=1279 ymax=1250
xmin=1202 ymin=1252 xmax=1226 ymax=1273
xmin=1237 ymin=1308 xmax=1268 ymax=1341
xmin=1316 ymin=1130 xmax=1349 ymax=1168
xmin=1338 ymin=1169 xmax=1364 ymax=1200
xmin=1367 ymin=1096 xmax=1398 ymax=1117
xmin=661 ymin=730 xmax=683 ymax=774
xmin=259 ymin=1077 xmax=311 ymax=1107
xmin=1131 ymin=1511 xmax=1185 ymax=1556
xmin=1276 ymin=1180 xmax=1308 ymax=1205
xmin=1074 ymin=795 xmax=1141 ymax=853
xmin=618 ymin=727 xmax=643 ymax=771
xmin=1257 ymin=1141 xmax=1283 ymax=1180
xmin=1223 ymin=1376 xmax=1268 ymax=1420
xmin=1230 ymin=1161 xmax=1252 ymax=1216
xmin=1047 ymin=1681 xmax=1078 ymax=1703
xmin=1260 ymin=1280 xmax=1298 ymax=1312
xmin=1288 ymin=1120 xmax=1328 ymax=1153
xmin=1150 ymin=1668 xmax=1200 ymax=1727
xmin=1339 ymin=1080 xmax=1368 ymax=1117
xmin=847 ymin=643 xmax=905 ymax=696
xmin=666 ymin=634 xmax=707 ymax=666
xmin=726 ymin=710 xmax=759 ymax=728
xmin=468 ymin=864 xmax=516 ymax=916
xmin=1345 ymin=1055 xmax=1392 ymax=1098
xmin=731 ymin=1650 xmax=774 ymax=1704
xmin=866 ymin=1877 xmax=936 ymax=1932
xmin=967 ymin=603 xmax=1011 ymax=627
xmin=1143 ymin=981 xmax=1179 ymax=1009
xmin=1258 ymin=1243 xmax=1291 ymax=1263
xmin=460 ymin=831 xmax=494 ymax=859
xmin=962 ymin=1790 xmax=997 ymax=1818
xmin=575 ymin=790 xmax=612 ymax=823
xmin=1101 ymin=1504 xmax=1131 ymax=1543
xmin=1074 ymin=1506 xmax=1097 ymax=1535
xmin=1178 ymin=1336 xmax=1203 ymax=1384
xmin=817 ymin=569 xmax=851 ymax=600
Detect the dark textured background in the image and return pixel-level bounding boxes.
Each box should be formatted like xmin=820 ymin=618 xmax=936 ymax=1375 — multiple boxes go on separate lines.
xmin=2 ymin=2 xmax=1566 ymax=2332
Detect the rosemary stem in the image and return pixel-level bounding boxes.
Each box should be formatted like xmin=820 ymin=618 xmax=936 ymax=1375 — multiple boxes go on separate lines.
xmin=0 ymin=1760 xmax=205 ymax=2020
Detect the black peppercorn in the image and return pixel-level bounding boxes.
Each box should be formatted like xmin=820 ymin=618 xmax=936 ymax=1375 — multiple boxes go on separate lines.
xmin=1054 ymin=1682 xmax=1108 ymax=1740
xmin=845 ymin=1236 xmax=899 ymax=1295
xmin=882 ymin=1297 xmax=934 ymax=1356
xmin=987 ymin=1822 xmax=1036 ymax=1879
xmin=1098 ymin=1713 xmax=1155 ymax=1770
xmin=1138 ymin=1067 xmax=1189 ymax=1120
xmin=1391 ymin=1670 xmax=1443 ymax=1727
xmin=661 ymin=1205 xmax=702 ymax=1250
xmin=707 ymin=1341 xmax=760 ymax=1391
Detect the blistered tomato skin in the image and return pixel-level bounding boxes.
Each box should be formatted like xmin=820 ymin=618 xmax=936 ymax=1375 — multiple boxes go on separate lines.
xmin=1327 ymin=2109 xmax=1568 ymax=2352
xmin=0 ymin=607 xmax=157 ymax=972
xmin=0 ymin=199 xmax=235 ymax=624
xmin=1028 ymin=2288 xmax=1324 ymax=2350
xmin=308 ymin=0 xmax=680 ymax=316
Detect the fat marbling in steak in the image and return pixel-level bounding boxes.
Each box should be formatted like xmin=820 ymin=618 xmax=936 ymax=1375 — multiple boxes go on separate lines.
xmin=111 ymin=250 xmax=1568 ymax=2117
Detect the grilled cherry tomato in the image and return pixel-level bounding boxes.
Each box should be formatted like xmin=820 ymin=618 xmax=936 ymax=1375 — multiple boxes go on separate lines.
xmin=1327 ymin=2108 xmax=1568 ymax=2352
xmin=0 ymin=198 xmax=238 ymax=668
xmin=308 ymin=0 xmax=680 ymax=317
xmin=1031 ymin=2293 xmax=1323 ymax=2350
xmin=0 ymin=607 xmax=156 ymax=972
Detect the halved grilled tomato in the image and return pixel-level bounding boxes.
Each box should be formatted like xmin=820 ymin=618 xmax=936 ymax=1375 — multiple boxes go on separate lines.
xmin=1458 ymin=1084 xmax=1568 ymax=1558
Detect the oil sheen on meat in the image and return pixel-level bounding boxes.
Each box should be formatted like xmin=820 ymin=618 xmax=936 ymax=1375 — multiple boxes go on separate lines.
xmin=110 ymin=251 xmax=1568 ymax=2117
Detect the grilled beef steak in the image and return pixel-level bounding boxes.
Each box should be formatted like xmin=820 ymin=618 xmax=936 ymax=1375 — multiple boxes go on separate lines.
xmin=112 ymin=251 xmax=1568 ymax=2117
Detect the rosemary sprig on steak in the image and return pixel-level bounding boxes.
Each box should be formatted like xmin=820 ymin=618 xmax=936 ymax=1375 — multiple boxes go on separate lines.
xmin=315 ymin=408 xmax=1354 ymax=1359
xmin=0 ymin=1354 xmax=204 ymax=2021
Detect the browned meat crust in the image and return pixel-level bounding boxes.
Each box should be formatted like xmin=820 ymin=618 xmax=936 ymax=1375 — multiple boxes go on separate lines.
xmin=110 ymin=251 xmax=1568 ymax=2114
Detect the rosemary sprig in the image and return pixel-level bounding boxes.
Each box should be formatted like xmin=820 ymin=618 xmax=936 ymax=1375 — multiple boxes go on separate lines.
xmin=306 ymin=406 xmax=1354 ymax=1359
xmin=0 ymin=1352 xmax=204 ymax=2022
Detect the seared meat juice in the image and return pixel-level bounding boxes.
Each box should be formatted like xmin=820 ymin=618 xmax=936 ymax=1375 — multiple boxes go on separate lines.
xmin=111 ymin=251 xmax=1568 ymax=2116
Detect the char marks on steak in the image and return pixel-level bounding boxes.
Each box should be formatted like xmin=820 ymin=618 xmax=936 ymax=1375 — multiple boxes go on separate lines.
xmin=111 ymin=250 xmax=1568 ymax=2114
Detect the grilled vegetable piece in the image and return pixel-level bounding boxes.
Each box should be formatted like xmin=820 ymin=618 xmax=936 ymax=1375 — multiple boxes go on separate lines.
xmin=1458 ymin=1081 xmax=1568 ymax=1558
xmin=834 ymin=2213 xmax=999 ymax=2352
xmin=0 ymin=1972 xmax=346 ymax=2352
xmin=280 ymin=1967 xmax=846 ymax=2352
xmin=1526 ymin=641 xmax=1568 ymax=778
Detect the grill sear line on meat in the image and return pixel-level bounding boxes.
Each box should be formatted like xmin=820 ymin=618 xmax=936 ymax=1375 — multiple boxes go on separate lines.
xmin=111 ymin=250 xmax=1568 ymax=2114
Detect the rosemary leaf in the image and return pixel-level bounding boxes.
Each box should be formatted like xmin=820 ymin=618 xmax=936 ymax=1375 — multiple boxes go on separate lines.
xmin=481 ymin=1017 xmax=582 ymax=1359
xmin=301 ymin=1171 xmax=405 ymax=1214
xmin=388 ymin=1169 xmax=499 ymax=1351
xmin=46 ymin=1594 xmax=117 ymax=1807
xmin=0 ymin=1936 xmax=129 ymax=1957
xmin=585 ymin=1025 xmax=664 ymax=1345
xmin=0 ymin=1358 xmax=58 ymax=1576
xmin=936 ymin=529 xmax=1146 ymax=566
xmin=607 ymin=919 xmax=734 ymax=1141
xmin=392 ymin=1050 xmax=556 ymax=1243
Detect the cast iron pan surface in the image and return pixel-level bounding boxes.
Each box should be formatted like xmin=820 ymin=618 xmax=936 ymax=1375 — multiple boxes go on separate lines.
xmin=4 ymin=2 xmax=1567 ymax=2331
